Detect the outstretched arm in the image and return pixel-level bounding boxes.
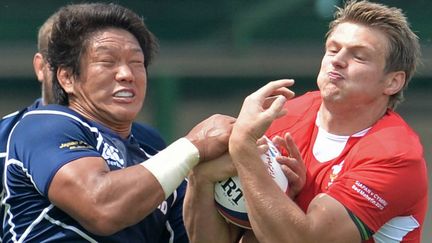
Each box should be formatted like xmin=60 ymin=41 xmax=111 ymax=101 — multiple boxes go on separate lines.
xmin=48 ymin=114 xmax=235 ymax=236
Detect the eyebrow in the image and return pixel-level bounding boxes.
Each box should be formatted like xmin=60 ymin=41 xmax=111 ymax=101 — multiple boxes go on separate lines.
xmin=93 ymin=45 xmax=143 ymax=54
xmin=326 ymin=39 xmax=376 ymax=53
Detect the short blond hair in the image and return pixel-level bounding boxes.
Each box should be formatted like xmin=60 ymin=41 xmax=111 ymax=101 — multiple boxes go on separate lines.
xmin=37 ymin=13 xmax=59 ymax=57
xmin=327 ymin=0 xmax=420 ymax=109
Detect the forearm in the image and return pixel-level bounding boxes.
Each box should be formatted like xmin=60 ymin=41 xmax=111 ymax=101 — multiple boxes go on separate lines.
xmin=184 ymin=168 xmax=241 ymax=243
xmin=230 ymin=138 xmax=312 ymax=243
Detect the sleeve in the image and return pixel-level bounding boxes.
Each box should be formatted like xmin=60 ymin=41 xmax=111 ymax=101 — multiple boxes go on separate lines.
xmin=326 ymin=128 xmax=428 ymax=233
xmin=9 ymin=112 xmax=101 ymax=196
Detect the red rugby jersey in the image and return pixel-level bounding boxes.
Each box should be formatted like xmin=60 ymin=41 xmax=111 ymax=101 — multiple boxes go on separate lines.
xmin=265 ymin=91 xmax=428 ymax=242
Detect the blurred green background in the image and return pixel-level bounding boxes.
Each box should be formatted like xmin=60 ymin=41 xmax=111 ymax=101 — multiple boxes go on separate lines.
xmin=0 ymin=0 xmax=430 ymax=241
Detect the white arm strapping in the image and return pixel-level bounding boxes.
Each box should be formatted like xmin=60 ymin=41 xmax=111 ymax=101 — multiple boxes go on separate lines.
xmin=141 ymin=138 xmax=199 ymax=199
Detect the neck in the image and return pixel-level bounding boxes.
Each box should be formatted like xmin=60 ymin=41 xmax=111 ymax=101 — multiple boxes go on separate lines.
xmin=70 ymin=105 xmax=132 ymax=139
xmin=318 ymin=102 xmax=387 ymax=136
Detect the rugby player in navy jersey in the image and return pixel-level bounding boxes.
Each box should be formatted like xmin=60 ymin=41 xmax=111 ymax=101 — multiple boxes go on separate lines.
xmin=0 ymin=8 xmax=167 ymax=242
xmin=0 ymin=12 xmax=58 ymax=242
xmin=3 ymin=3 xmax=235 ymax=242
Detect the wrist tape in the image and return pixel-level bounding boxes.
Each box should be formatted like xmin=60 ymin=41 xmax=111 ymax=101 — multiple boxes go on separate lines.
xmin=141 ymin=138 xmax=199 ymax=199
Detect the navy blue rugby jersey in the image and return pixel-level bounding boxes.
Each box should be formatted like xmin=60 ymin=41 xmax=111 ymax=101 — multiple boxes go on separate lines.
xmin=3 ymin=104 xmax=188 ymax=243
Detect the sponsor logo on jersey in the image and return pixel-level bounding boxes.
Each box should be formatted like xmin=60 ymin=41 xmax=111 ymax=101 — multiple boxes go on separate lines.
xmin=327 ymin=160 xmax=344 ymax=188
xmin=101 ymin=142 xmax=125 ymax=168
xmin=59 ymin=140 xmax=93 ymax=150
xmin=352 ymin=180 xmax=388 ymax=210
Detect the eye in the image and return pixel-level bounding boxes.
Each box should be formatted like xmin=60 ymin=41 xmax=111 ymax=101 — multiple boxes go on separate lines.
xmin=100 ymin=57 xmax=115 ymax=62
xmin=130 ymin=59 xmax=144 ymax=64
xmin=326 ymin=48 xmax=338 ymax=56
xmin=325 ymin=43 xmax=339 ymax=55
xmin=353 ymin=52 xmax=367 ymax=62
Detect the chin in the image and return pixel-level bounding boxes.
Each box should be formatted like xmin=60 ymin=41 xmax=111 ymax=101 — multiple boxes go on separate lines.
xmin=321 ymin=90 xmax=344 ymax=103
xmin=112 ymin=109 xmax=139 ymax=122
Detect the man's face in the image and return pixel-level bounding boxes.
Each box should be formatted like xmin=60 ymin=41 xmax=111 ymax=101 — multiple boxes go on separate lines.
xmin=317 ymin=22 xmax=393 ymax=110
xmin=67 ymin=27 xmax=147 ymax=126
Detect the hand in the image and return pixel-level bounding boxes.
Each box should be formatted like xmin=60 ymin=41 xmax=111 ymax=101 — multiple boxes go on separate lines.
xmin=231 ymin=79 xmax=295 ymax=145
xmin=189 ymin=153 xmax=237 ymax=184
xmin=186 ymin=114 xmax=236 ymax=162
xmin=272 ymin=133 xmax=306 ymax=199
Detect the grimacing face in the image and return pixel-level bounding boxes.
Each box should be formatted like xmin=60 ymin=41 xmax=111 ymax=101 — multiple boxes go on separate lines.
xmin=63 ymin=27 xmax=147 ymax=128
xmin=317 ymin=22 xmax=395 ymax=111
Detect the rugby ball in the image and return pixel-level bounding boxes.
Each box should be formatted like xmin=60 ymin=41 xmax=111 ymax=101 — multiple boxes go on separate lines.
xmin=214 ymin=137 xmax=288 ymax=229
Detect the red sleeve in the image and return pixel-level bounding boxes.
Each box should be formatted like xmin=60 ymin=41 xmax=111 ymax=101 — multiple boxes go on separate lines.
xmin=327 ymin=126 xmax=428 ymax=233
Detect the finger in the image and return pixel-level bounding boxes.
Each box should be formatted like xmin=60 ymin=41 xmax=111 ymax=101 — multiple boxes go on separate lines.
xmin=257 ymin=144 xmax=269 ymax=155
xmin=256 ymin=136 xmax=267 ymax=146
xmin=280 ymin=164 xmax=300 ymax=183
xmin=284 ymin=133 xmax=302 ymax=161
xmin=277 ymin=156 xmax=302 ymax=176
xmin=262 ymin=96 xmax=278 ymax=110
xmin=252 ymin=79 xmax=295 ymax=101
xmin=272 ymin=135 xmax=290 ymax=156
xmin=263 ymin=95 xmax=288 ymax=120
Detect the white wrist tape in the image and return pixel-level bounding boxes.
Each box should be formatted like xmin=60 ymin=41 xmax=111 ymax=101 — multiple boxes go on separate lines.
xmin=141 ymin=138 xmax=199 ymax=199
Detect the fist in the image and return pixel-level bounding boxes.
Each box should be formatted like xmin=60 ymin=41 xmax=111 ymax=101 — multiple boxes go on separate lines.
xmin=185 ymin=114 xmax=236 ymax=162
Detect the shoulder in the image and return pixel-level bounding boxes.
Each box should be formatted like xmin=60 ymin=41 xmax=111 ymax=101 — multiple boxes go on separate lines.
xmin=1 ymin=99 xmax=45 ymax=150
xmin=1 ymin=108 xmax=30 ymax=147
xmin=10 ymin=105 xmax=95 ymax=142
xmin=346 ymin=111 xmax=427 ymax=189
xmin=0 ymin=98 xmax=43 ymax=125
xmin=131 ymin=122 xmax=166 ymax=151
xmin=355 ymin=111 xmax=424 ymax=160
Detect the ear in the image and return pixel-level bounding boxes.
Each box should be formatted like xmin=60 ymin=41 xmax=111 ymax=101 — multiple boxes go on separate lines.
xmin=57 ymin=67 xmax=75 ymax=94
xmin=33 ymin=53 xmax=45 ymax=83
xmin=384 ymin=71 xmax=406 ymax=96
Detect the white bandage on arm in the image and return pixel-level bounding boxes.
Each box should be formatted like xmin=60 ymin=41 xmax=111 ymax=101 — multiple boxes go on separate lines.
xmin=141 ymin=137 xmax=200 ymax=199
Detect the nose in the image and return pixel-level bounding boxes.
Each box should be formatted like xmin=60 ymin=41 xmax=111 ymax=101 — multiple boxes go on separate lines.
xmin=115 ymin=64 xmax=134 ymax=82
xmin=331 ymin=49 xmax=348 ymax=69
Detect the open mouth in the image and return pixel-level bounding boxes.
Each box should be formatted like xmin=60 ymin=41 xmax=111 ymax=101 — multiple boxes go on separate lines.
xmin=114 ymin=90 xmax=134 ymax=98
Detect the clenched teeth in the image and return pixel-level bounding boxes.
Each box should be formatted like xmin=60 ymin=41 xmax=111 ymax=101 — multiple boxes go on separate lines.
xmin=114 ymin=91 xmax=134 ymax=98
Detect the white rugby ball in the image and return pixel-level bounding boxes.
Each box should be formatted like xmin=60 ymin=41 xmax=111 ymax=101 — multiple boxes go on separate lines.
xmin=214 ymin=137 xmax=288 ymax=229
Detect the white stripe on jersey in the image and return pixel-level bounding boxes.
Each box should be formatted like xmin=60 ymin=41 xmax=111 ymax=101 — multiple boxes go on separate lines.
xmin=19 ymin=205 xmax=54 ymax=243
xmin=165 ymin=221 xmax=174 ymax=243
xmin=4 ymin=159 xmax=43 ymax=242
xmin=0 ymin=152 xmax=6 ymax=158
xmin=1 ymin=111 xmax=19 ymax=119
xmin=140 ymin=148 xmax=155 ymax=158
xmin=373 ymin=216 xmax=419 ymax=243
xmin=171 ymin=190 xmax=177 ymax=207
xmin=44 ymin=214 xmax=97 ymax=242
xmin=4 ymin=160 xmax=97 ymax=242
xmin=23 ymin=110 xmax=103 ymax=149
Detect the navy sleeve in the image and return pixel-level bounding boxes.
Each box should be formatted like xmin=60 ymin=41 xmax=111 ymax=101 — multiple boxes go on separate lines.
xmin=8 ymin=111 xmax=101 ymax=195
